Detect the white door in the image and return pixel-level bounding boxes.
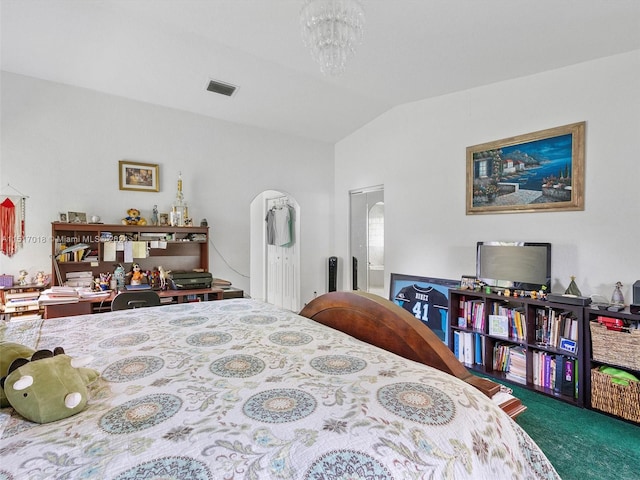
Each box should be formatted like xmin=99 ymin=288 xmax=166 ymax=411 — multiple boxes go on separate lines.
xmin=264 ymin=195 xmax=299 ymax=311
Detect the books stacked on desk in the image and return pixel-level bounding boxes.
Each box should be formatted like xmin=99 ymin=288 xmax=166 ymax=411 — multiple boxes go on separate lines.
xmin=39 ymin=287 xmax=80 ymax=305
xmin=65 ymin=271 xmax=94 ymax=288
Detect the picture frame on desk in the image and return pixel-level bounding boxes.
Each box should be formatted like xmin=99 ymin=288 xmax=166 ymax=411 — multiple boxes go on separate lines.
xmin=389 ymin=273 xmax=460 ymax=345
xmin=67 ymin=211 xmax=87 ymax=224
xmin=460 ymin=275 xmax=477 ymax=290
xmin=119 ymin=160 xmax=159 ymax=192
xmin=466 ymin=121 xmax=585 ymax=215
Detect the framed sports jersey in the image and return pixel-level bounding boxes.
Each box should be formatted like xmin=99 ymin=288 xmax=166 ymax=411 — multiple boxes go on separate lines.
xmin=389 ymin=273 xmax=460 ymax=345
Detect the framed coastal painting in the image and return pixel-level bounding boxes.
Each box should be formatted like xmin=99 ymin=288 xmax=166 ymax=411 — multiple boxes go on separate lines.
xmin=389 ymin=273 xmax=460 ymax=345
xmin=466 ymin=122 xmax=585 ymax=215
xmin=119 ymin=160 xmax=160 ymax=192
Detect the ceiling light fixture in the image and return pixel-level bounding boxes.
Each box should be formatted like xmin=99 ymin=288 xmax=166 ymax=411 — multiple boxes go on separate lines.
xmin=300 ymin=0 xmax=365 ymax=76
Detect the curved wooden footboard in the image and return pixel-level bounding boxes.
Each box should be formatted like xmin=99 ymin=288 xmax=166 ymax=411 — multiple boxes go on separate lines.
xmin=299 ymin=291 xmax=526 ymax=419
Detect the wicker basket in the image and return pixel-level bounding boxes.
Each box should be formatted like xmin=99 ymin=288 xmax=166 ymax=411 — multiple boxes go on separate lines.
xmin=590 ymin=368 xmax=640 ymax=423
xmin=589 ymin=322 xmax=640 ymax=371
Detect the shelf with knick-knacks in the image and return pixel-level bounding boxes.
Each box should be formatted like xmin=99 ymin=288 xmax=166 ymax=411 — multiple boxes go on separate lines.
xmin=50 ymin=223 xmax=209 ymax=287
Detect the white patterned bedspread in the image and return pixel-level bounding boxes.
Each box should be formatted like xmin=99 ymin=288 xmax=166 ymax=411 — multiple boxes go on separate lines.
xmin=1 ymin=298 xmax=559 ymax=479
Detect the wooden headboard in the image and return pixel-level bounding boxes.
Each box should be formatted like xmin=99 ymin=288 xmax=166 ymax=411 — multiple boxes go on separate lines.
xmin=299 ymin=291 xmax=525 ymax=419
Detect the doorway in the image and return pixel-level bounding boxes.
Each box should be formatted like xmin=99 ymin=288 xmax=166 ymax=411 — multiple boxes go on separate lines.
xmin=350 ymin=186 xmax=384 ymax=297
xmin=249 ymin=190 xmax=300 ymax=311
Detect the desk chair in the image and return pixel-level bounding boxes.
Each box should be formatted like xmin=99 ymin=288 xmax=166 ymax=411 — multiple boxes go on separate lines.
xmin=111 ymin=291 xmax=161 ymax=311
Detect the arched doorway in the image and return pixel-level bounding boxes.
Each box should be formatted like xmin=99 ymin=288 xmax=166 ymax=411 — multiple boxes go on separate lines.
xmin=249 ymin=190 xmax=301 ymax=311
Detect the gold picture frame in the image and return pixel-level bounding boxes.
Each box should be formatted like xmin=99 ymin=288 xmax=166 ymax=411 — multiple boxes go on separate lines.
xmin=466 ymin=122 xmax=585 ymax=215
xmin=119 ymin=160 xmax=159 ymax=192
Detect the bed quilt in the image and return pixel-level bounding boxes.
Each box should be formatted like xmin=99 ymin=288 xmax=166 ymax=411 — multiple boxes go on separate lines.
xmin=1 ymin=298 xmax=559 ymax=479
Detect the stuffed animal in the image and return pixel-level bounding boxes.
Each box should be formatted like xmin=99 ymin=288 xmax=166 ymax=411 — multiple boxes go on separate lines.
xmin=0 ymin=342 xmax=35 ymax=407
xmin=122 ymin=208 xmax=147 ymax=226
xmin=127 ymin=262 xmax=147 ymax=285
xmin=0 ymin=342 xmax=99 ymax=424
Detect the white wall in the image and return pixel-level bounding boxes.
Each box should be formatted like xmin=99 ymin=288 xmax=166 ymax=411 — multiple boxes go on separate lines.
xmin=0 ymin=72 xmax=334 ymax=305
xmin=334 ymin=51 xmax=640 ymax=302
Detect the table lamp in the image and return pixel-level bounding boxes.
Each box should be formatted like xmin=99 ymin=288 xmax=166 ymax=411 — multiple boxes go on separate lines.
xmin=51 ymin=243 xmax=90 ymax=286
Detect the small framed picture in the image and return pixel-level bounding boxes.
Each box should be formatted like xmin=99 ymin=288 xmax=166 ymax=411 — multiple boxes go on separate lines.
xmin=461 ymin=275 xmax=477 ymax=290
xmin=119 ymin=160 xmax=160 ymax=192
xmin=159 ymin=213 xmax=169 ymax=226
xmin=559 ymin=337 xmax=578 ymax=354
xmin=67 ymin=211 xmax=87 ymax=223
xmin=59 ymin=212 xmax=68 ymax=222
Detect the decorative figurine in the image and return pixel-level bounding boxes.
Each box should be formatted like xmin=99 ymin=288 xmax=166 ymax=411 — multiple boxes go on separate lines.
xmin=113 ymin=264 xmax=126 ymax=291
xmin=611 ymin=281 xmax=625 ymax=305
xmin=151 ymin=205 xmax=159 ymax=226
xmin=34 ymin=271 xmax=47 ymax=286
xmin=158 ymin=265 xmax=171 ymax=290
xmin=565 ymin=276 xmax=582 ymax=296
xmin=18 ymin=269 xmax=29 ymax=286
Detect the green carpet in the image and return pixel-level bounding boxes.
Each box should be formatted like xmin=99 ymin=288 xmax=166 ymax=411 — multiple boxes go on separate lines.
xmin=507 ymin=383 xmax=640 ymax=480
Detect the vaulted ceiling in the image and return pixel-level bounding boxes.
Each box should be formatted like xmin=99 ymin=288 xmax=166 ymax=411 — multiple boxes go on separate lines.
xmin=2 ymin=0 xmax=639 ymax=143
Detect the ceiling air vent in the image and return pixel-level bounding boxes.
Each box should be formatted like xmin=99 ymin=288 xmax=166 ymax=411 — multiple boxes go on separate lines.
xmin=206 ymin=79 xmax=238 ymax=97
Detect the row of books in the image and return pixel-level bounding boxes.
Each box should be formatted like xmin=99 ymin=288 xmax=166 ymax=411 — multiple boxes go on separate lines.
xmin=534 ymin=307 xmax=578 ymax=348
xmin=532 ymin=350 xmax=578 ymax=398
xmin=56 ymin=245 xmax=99 ymax=263
xmin=453 ymin=330 xmax=484 ymax=366
xmin=491 ymin=345 xmax=578 ymax=397
xmin=456 ymin=298 xmax=485 ymax=330
xmin=489 ymin=303 xmax=527 ymax=340
xmin=493 ymin=343 xmax=527 ymax=384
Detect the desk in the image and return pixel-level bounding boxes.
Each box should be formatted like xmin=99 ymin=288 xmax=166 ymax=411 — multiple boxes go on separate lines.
xmin=44 ymin=287 xmax=224 ymax=319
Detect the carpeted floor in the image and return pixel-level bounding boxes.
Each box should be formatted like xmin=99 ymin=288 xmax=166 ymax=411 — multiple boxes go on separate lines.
xmin=507 ymin=383 xmax=640 ymax=480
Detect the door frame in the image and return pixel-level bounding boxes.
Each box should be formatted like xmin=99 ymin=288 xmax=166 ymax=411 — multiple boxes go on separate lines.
xmin=249 ymin=190 xmax=301 ymax=311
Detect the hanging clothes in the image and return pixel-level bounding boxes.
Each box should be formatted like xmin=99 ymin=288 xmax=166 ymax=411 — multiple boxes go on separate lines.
xmin=273 ymin=205 xmax=291 ymax=246
xmin=265 ymin=203 xmax=295 ymax=247
xmin=265 ymin=208 xmax=276 ymax=245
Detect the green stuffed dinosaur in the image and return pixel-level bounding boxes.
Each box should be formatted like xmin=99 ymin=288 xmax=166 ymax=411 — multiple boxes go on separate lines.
xmin=0 ymin=341 xmax=100 ymax=424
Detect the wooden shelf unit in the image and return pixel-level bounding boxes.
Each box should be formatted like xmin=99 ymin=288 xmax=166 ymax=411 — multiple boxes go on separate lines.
xmin=0 ymin=284 xmax=47 ymax=321
xmin=583 ymin=305 xmax=640 ymax=423
xmin=448 ymin=289 xmax=586 ymax=408
xmin=51 ymin=223 xmax=209 ymax=286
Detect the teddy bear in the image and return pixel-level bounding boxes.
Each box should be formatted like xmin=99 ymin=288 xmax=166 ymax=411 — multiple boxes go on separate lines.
xmin=122 ymin=208 xmax=147 ymax=226
xmin=0 ymin=342 xmax=99 ymax=424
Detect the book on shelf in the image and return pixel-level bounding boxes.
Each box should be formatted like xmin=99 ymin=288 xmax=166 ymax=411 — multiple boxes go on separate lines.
xmin=9 ymin=312 xmax=42 ymax=322
xmin=560 ymin=356 xmax=577 ymax=397
xmin=4 ymin=290 xmax=41 ymax=300
xmin=489 ymin=314 xmax=509 ymax=337
xmin=453 ymin=331 xmax=481 ymax=366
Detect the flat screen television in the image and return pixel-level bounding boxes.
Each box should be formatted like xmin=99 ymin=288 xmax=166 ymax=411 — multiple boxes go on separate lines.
xmin=476 ymin=241 xmax=551 ymax=292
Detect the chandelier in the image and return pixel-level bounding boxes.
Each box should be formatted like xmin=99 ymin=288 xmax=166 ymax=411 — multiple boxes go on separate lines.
xmin=300 ymin=0 xmax=366 ymax=76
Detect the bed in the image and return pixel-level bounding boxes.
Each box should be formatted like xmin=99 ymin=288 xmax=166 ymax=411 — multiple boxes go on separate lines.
xmin=1 ymin=292 xmax=559 ymax=479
